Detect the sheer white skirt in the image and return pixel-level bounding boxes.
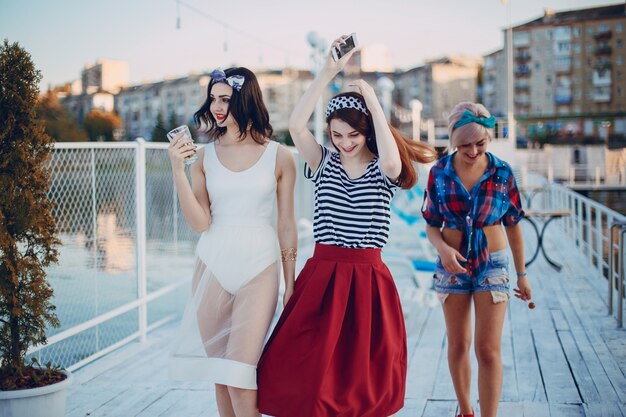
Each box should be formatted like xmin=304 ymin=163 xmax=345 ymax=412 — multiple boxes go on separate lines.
xmin=169 ymin=223 xmax=280 ymax=389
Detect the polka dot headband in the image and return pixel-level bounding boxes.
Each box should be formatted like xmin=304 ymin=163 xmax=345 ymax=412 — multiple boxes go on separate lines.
xmin=325 ymin=95 xmax=369 ymax=118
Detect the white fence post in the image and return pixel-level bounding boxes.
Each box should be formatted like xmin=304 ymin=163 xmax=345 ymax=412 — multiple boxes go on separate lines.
xmin=90 ymin=148 xmax=100 ymax=351
xmin=427 ymin=119 xmax=435 ymax=145
xmin=596 ymin=209 xmax=603 ymax=278
xmin=548 ymin=163 xmax=554 ymax=183
xmin=173 ymin=184 xmax=179 ymax=253
xmin=586 ymin=203 xmax=592 ymax=263
xmin=136 ymin=139 xmax=148 ymax=342
xmin=410 ymin=99 xmax=422 ymax=141
xmin=577 ymin=198 xmax=584 ymax=250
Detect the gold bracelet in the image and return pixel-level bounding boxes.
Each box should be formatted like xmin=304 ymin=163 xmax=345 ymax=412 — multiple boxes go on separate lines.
xmin=281 ymin=248 xmax=297 ymax=262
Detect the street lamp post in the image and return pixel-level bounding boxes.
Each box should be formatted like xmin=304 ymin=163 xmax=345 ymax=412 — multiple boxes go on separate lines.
xmin=503 ymin=0 xmax=516 ymax=146
xmin=307 ymin=31 xmax=326 ymax=145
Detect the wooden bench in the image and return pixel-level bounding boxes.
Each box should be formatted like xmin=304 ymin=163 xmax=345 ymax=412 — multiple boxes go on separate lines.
xmin=523 ymin=210 xmax=571 ymax=271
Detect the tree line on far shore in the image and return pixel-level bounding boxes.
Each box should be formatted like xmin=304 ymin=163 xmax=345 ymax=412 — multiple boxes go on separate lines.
xmin=35 ymin=92 xmax=178 ymax=143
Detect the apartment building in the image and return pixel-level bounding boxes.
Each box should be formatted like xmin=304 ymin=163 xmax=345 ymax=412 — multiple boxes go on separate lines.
xmin=59 ymin=60 xmax=130 ymax=125
xmin=489 ymin=4 xmax=626 ymax=142
xmin=115 ymin=74 xmax=209 ymax=140
xmin=256 ymin=68 xmax=313 ymax=134
xmin=482 ymin=49 xmax=507 ymax=117
xmin=394 ymin=56 xmax=482 ymax=130
xmin=114 ymin=69 xmax=312 ymax=141
xmin=81 ymin=60 xmax=130 ymax=95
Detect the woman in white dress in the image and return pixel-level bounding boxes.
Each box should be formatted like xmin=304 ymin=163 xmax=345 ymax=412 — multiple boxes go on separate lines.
xmin=168 ymin=67 xmax=297 ymax=417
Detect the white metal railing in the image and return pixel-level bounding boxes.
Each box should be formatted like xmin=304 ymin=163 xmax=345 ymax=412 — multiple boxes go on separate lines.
xmin=30 ymin=140 xmax=314 ymax=371
xmin=520 ymin=162 xmax=626 ymax=186
xmin=31 ymin=142 xmax=625 ymax=369
xmin=521 ymin=170 xmax=626 ymax=326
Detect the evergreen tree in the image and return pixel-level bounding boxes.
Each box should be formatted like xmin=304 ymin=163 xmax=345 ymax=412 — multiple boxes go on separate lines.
xmin=167 ymin=111 xmax=179 ymax=131
xmin=151 ymin=111 xmax=169 ymax=142
xmin=36 ymin=91 xmax=88 ymax=142
xmin=274 ymin=129 xmax=294 ymax=146
xmin=0 ymin=39 xmax=63 ymax=389
xmin=83 ymin=109 xmax=123 ymax=141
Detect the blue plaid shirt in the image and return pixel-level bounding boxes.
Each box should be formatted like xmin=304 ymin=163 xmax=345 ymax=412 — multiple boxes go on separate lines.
xmin=421 ymin=152 xmax=524 ymax=280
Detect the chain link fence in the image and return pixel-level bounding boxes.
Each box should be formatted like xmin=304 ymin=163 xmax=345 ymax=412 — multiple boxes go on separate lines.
xmin=28 ymin=141 xmax=315 ymax=371
xmin=28 ymin=142 xmax=197 ymax=370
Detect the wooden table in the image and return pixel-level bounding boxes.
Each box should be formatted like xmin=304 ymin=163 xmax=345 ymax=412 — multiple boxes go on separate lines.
xmin=523 ymin=210 xmax=571 ymax=271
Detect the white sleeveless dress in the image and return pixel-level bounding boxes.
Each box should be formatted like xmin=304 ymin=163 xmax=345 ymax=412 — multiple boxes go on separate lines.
xmin=169 ymin=140 xmax=281 ymax=389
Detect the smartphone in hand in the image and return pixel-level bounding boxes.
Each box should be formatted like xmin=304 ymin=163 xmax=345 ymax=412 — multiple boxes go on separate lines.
xmin=332 ymin=33 xmax=358 ymax=61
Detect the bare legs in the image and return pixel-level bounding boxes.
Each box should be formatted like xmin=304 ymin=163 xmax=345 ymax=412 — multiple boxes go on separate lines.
xmin=215 ymin=384 xmax=260 ymax=417
xmin=194 ymin=262 xmax=279 ymax=417
xmin=442 ymin=294 xmax=473 ymax=415
xmin=215 ymin=385 xmax=236 ymax=417
xmin=441 ymin=292 xmax=507 ymax=417
xmin=474 ymin=292 xmax=507 ymax=417
xmin=223 ymin=263 xmax=278 ymax=417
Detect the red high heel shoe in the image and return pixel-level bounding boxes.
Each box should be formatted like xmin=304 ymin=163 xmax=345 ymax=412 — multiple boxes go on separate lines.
xmin=457 ymin=413 xmax=474 ymax=417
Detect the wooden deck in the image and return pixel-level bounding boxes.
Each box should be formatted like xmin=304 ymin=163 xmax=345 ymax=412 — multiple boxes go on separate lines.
xmin=66 ymin=223 xmax=626 ymax=417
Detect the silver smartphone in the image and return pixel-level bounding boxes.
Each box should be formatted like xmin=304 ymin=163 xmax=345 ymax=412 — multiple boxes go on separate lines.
xmin=331 ymin=33 xmax=358 ymax=61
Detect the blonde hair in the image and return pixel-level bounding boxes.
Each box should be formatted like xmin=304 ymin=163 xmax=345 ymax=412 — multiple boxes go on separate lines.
xmin=447 ymin=102 xmax=493 ymax=150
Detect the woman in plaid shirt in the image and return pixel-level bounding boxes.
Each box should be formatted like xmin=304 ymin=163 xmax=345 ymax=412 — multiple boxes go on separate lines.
xmin=421 ymin=102 xmax=532 ymax=417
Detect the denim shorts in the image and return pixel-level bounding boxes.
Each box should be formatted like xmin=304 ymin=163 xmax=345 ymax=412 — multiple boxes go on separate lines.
xmin=433 ymin=249 xmax=510 ymax=304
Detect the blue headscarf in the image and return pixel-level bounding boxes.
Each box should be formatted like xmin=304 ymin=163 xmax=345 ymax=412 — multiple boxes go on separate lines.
xmin=453 ymin=110 xmax=496 ymax=130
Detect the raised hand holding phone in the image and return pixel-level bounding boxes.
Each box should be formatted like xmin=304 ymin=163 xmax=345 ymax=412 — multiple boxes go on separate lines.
xmin=324 ymin=34 xmax=359 ymax=76
xmin=331 ymin=33 xmax=358 ymax=61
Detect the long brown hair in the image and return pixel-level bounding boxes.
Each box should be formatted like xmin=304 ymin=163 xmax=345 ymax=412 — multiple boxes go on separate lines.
xmin=326 ymin=92 xmax=437 ymax=189
xmin=194 ymin=67 xmax=273 ymax=144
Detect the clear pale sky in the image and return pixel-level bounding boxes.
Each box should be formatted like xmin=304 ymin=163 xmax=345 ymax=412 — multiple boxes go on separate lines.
xmin=0 ymin=0 xmax=621 ymax=90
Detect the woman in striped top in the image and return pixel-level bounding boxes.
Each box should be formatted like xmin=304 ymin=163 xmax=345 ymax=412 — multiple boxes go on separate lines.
xmin=257 ymin=35 xmax=437 ymax=417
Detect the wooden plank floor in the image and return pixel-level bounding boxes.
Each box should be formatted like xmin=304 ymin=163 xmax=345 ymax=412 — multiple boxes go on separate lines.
xmin=66 ymin=222 xmax=626 ymax=417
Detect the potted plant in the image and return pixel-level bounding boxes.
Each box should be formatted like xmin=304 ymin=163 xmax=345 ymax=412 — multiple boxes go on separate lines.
xmin=0 ymin=39 xmax=71 ymax=417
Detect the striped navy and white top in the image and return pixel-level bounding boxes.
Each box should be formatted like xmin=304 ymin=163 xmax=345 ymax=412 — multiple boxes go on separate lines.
xmin=304 ymin=145 xmax=399 ymax=249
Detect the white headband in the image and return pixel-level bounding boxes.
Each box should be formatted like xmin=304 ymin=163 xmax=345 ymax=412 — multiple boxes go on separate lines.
xmin=325 ymin=96 xmax=369 ymax=118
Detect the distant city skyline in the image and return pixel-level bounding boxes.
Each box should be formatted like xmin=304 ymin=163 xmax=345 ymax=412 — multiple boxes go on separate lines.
xmin=1 ymin=0 xmax=621 ymax=89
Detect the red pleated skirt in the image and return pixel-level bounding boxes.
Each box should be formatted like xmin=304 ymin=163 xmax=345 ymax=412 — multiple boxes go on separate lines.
xmin=257 ymin=243 xmax=407 ymax=417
